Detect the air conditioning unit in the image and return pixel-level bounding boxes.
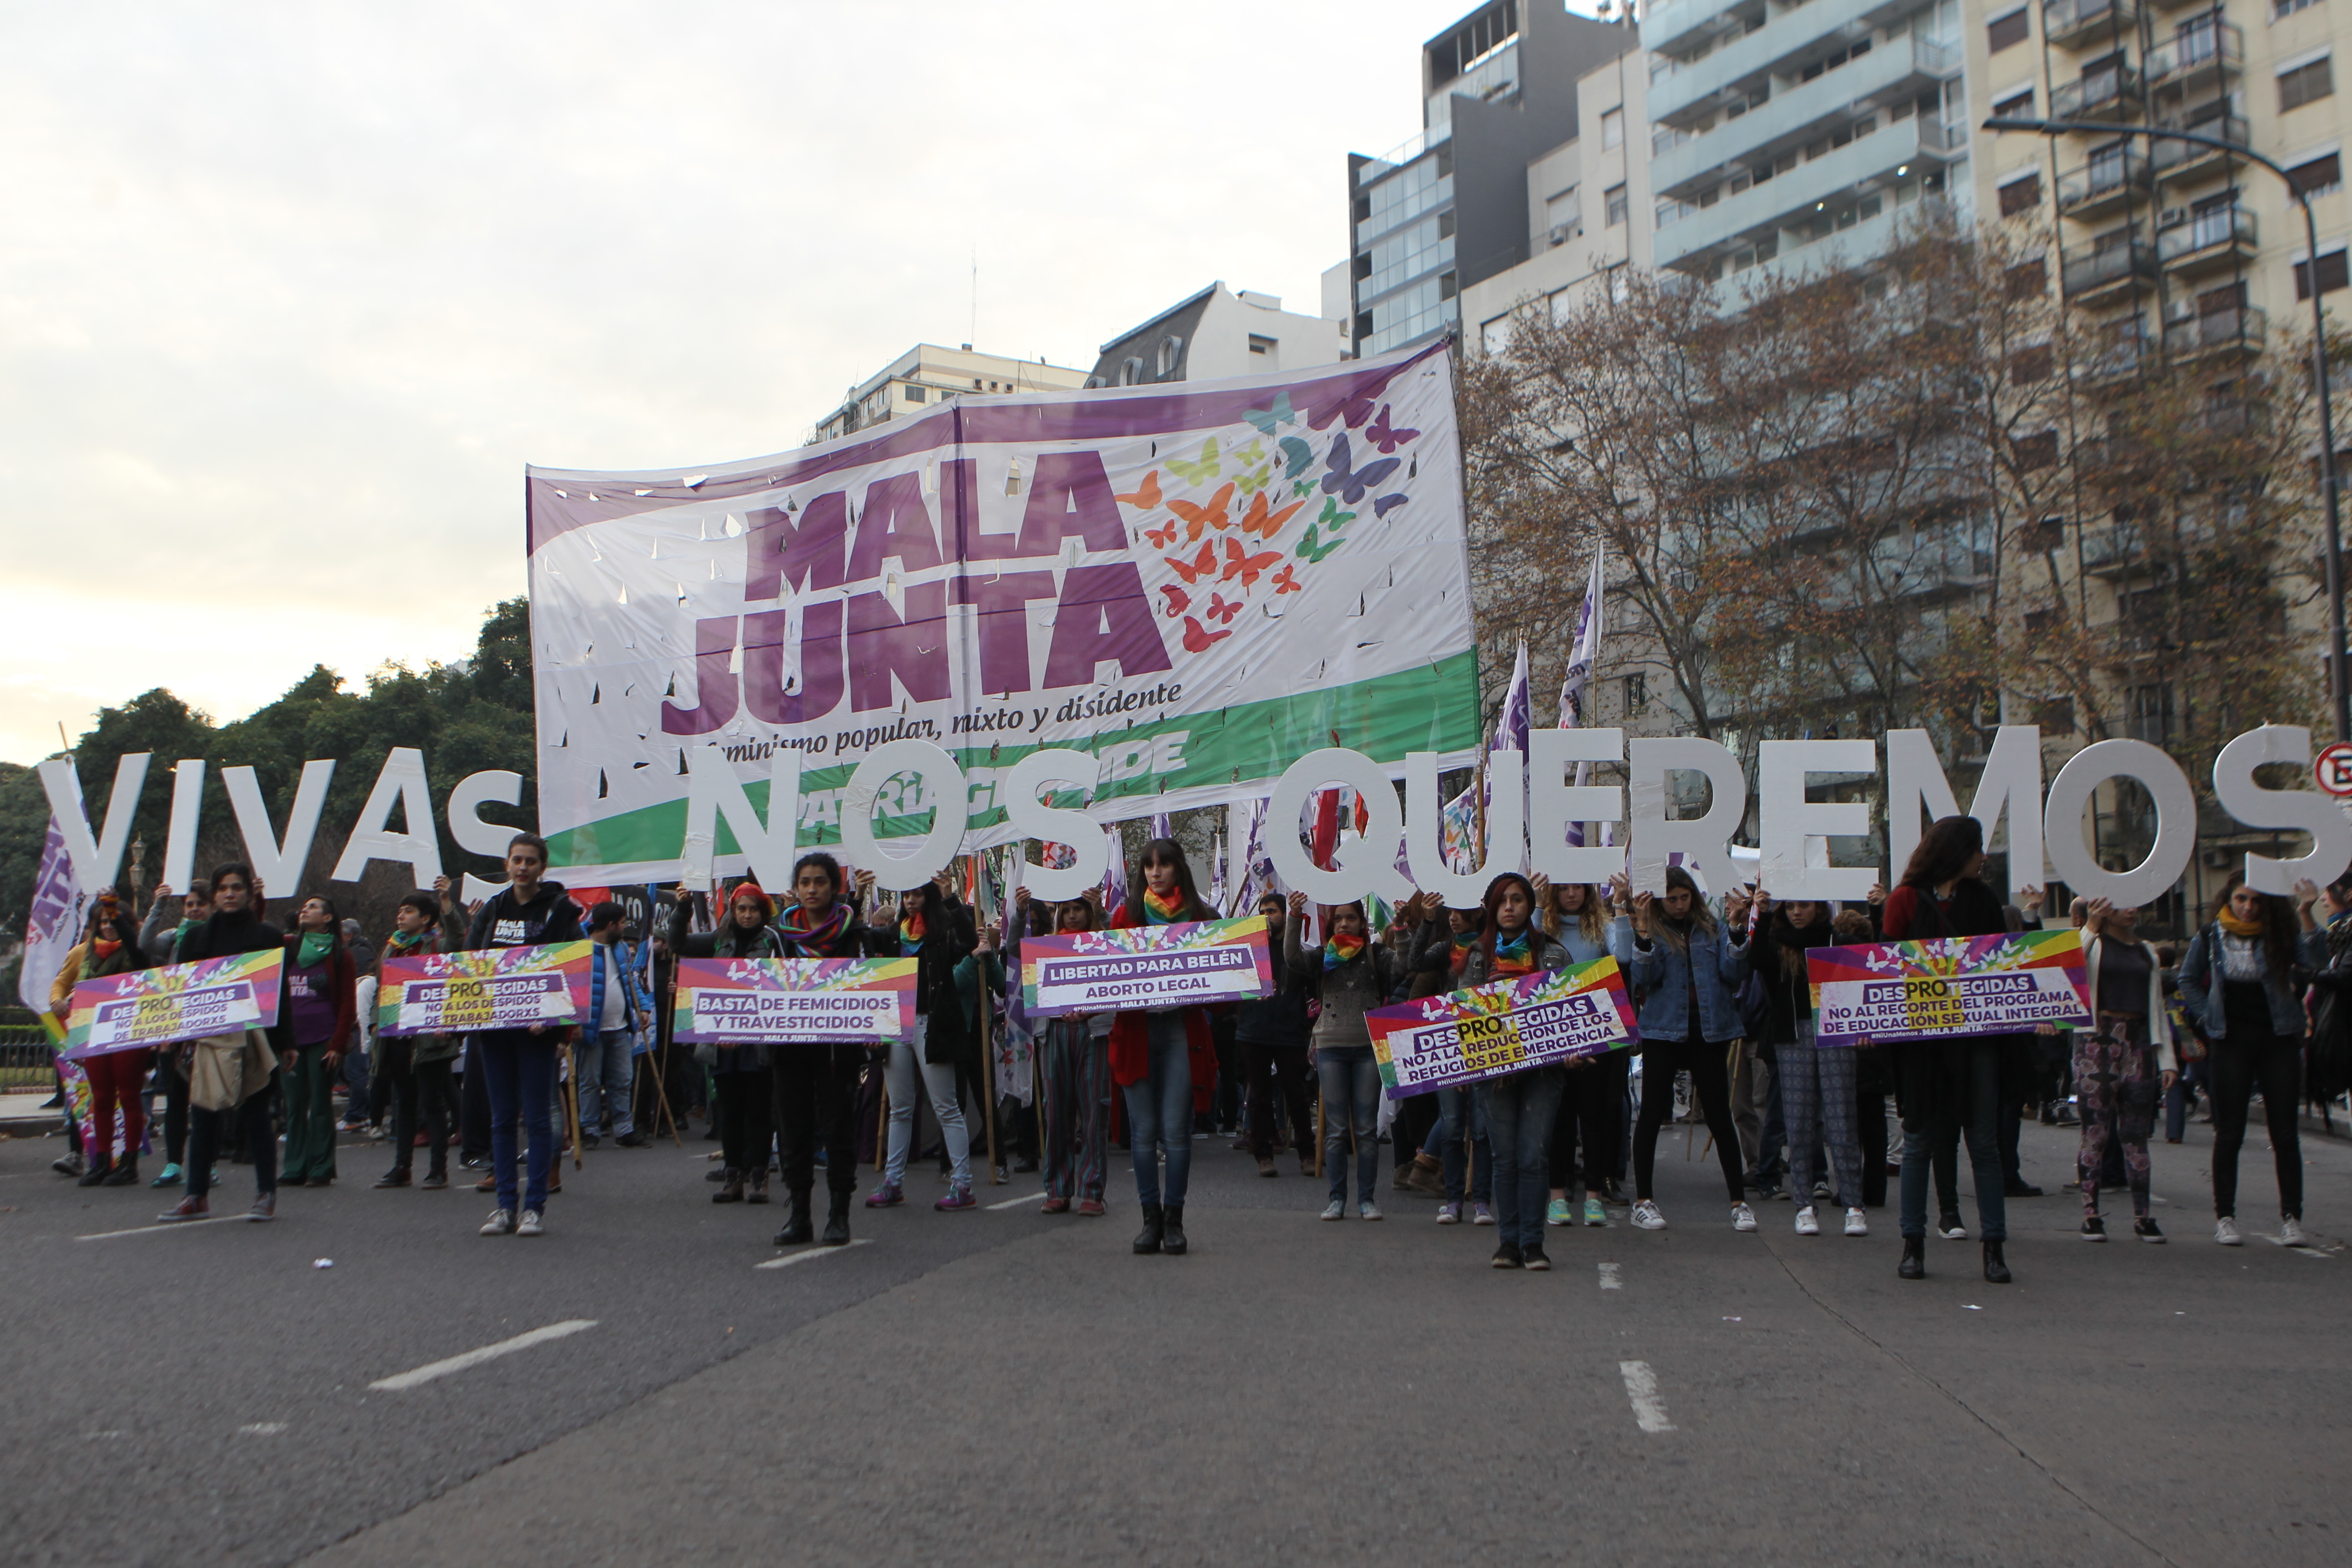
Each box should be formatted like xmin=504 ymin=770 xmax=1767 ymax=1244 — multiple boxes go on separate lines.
xmin=1548 ymin=222 xmax=1580 ymax=246
xmin=2158 ymin=206 xmax=2188 ymax=228
xmin=2164 ymin=297 xmax=2198 ymax=324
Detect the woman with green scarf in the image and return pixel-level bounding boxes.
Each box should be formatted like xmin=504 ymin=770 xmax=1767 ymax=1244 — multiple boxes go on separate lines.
xmin=280 ymin=896 xmax=358 ymax=1187
xmin=373 ymin=890 xmax=470 ymax=1190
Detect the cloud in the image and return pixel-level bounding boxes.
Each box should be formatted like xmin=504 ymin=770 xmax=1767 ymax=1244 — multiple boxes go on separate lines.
xmin=0 ymin=0 xmax=1466 ymax=762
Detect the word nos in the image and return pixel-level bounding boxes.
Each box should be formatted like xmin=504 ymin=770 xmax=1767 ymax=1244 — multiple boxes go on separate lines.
xmin=1367 ymin=956 xmax=1636 ymax=1098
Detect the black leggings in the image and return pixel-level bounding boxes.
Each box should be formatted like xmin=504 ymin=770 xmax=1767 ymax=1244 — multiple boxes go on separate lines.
xmin=2209 ymin=1030 xmax=2303 ymax=1220
xmin=157 ymin=1053 xmax=190 ymax=1167
xmin=188 ymin=1089 xmax=276 ymax=1199
xmin=1634 ymin=1038 xmax=1745 ymax=1203
xmin=382 ymin=1040 xmax=454 ymax=1177
xmin=773 ymin=1044 xmax=862 ymax=1196
xmin=1550 ymin=1050 xmax=1631 ymax=1192
xmin=715 ymin=1067 xmax=774 ymax=1173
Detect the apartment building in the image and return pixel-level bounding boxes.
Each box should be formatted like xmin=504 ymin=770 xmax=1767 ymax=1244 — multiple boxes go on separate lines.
xmin=1086 ymin=283 xmax=1347 ymax=388
xmin=810 ymin=345 xmax=1091 ymax=446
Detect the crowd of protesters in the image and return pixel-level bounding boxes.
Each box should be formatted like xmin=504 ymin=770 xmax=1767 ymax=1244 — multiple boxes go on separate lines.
xmin=40 ymin=818 xmax=2341 ymax=1282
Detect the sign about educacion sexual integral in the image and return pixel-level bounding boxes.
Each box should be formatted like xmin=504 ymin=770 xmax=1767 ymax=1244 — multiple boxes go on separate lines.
xmin=1021 ymin=916 xmax=1272 ymax=1016
xmin=62 ymin=949 xmax=285 ymax=1059
xmin=1366 ymin=955 xmax=1637 ymax=1098
xmin=376 ymin=942 xmax=592 ymax=1036
xmin=672 ymin=956 xmax=916 ymax=1044
xmin=525 ymin=343 xmax=1481 ymax=884
xmin=1808 ymin=929 xmax=2092 ymax=1044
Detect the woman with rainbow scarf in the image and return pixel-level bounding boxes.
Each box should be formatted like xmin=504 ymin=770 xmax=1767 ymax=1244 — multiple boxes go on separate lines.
xmin=1459 ymin=874 xmax=1573 ymax=1269
xmin=1109 ymin=837 xmax=1220 ymax=1257
xmin=865 ymin=871 xmax=980 ymax=1213
xmin=770 ymin=852 xmax=869 ymax=1248
xmin=669 ymin=881 xmax=786 ymax=1205
xmin=1286 ymin=892 xmax=1398 ymax=1221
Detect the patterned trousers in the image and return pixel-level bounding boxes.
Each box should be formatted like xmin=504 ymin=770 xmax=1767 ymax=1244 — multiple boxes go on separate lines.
xmin=1779 ymin=1019 xmax=1863 ymax=1211
xmin=2076 ymin=1015 xmax=2156 ymax=1219
xmin=1040 ymin=1019 xmax=1111 ymax=1203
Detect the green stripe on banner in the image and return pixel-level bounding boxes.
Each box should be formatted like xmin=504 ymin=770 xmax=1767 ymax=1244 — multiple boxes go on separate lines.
xmin=544 ymin=649 xmax=1480 ymax=870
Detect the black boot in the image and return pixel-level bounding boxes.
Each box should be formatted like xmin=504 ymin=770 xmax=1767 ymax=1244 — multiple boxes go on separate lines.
xmin=103 ymin=1157 xmax=140 ymax=1186
xmin=1133 ymin=1202 xmax=1164 ymax=1254
xmin=775 ymin=1188 xmax=813 ymax=1246
xmin=1162 ymin=1204 xmax=1188 ymax=1256
xmin=1982 ymin=1240 xmax=2012 ymax=1284
xmin=77 ymin=1156 xmax=113 ymax=1188
xmin=821 ymin=1190 xmax=852 ymax=1247
xmin=1899 ymin=1236 xmax=1925 ymax=1279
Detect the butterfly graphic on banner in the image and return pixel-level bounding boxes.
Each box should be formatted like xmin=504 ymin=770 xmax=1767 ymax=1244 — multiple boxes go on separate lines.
xmin=1170 ymin=483 xmax=1234 ymax=540
xmin=1322 ymin=435 xmax=1400 ymax=506
xmin=1168 ymin=441 xmax=1222 ymax=486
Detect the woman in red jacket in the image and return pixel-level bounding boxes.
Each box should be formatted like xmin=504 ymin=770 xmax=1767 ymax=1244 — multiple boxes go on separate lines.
xmin=281 ymin=895 xmax=358 ymax=1188
xmin=1110 ymin=837 xmax=1219 ymax=1258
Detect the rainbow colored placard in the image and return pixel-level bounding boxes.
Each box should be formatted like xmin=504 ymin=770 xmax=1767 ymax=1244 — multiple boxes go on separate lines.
xmin=1808 ymin=928 xmax=2092 ymax=1044
xmin=672 ymin=956 xmax=916 ymax=1044
xmin=377 ymin=941 xmax=592 ymax=1036
xmin=1366 ymin=955 xmax=1637 ymax=1099
xmin=1020 ymin=916 xmax=1272 ymax=1016
xmin=61 ymin=948 xmax=286 ymax=1059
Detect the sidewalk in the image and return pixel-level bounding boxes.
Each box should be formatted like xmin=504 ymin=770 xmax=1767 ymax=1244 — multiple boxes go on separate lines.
xmin=0 ymin=1089 xmax=65 ymax=1136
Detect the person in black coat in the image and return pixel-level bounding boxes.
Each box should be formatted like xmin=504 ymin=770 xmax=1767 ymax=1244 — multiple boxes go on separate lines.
xmin=461 ymin=833 xmax=584 ymax=1237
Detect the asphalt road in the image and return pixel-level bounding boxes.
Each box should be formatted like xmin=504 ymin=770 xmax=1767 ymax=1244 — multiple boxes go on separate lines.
xmin=1 ymin=1100 xmax=2346 ymax=1568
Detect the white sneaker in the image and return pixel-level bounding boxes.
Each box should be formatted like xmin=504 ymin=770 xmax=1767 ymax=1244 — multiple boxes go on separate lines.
xmin=1794 ymin=1206 xmax=1820 ymax=1236
xmin=1470 ymin=1202 xmax=1496 ymax=1226
xmin=1632 ymin=1199 xmax=1667 ymax=1231
xmin=1731 ymin=1202 xmax=1758 ymax=1232
xmin=2215 ymin=1216 xmax=2243 ymax=1247
xmin=479 ymin=1208 xmax=514 ymax=1236
xmin=1359 ymin=1200 xmax=1383 ymax=1221
xmin=2280 ymin=1216 xmax=2309 ymax=1248
xmin=1435 ymin=1201 xmax=1461 ymax=1225
xmin=516 ymin=1209 xmax=545 ymax=1237
xmin=1844 ymin=1207 xmax=1869 ymax=1237
xmin=1320 ymin=1199 xmax=1345 ymax=1221
xmin=1937 ymin=1217 xmax=1969 ymax=1240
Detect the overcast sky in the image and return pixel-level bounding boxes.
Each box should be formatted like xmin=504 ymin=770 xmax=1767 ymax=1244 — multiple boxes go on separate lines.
xmin=0 ymin=0 xmax=1539 ymax=765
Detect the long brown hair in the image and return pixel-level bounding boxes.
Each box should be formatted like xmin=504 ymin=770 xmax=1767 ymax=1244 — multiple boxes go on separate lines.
xmin=1130 ymin=837 xmax=1211 ymax=922
xmin=1648 ymin=865 xmax=1718 ymax=953
xmin=1902 ymin=815 xmax=1983 ymax=891
xmin=1545 ymin=882 xmax=1610 ymax=946
xmin=2211 ymin=877 xmax=2297 ymax=976
xmin=1479 ymin=873 xmax=1538 ymax=966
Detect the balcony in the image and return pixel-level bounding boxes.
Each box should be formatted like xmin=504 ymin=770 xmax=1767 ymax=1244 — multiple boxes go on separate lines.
xmin=2057 ymin=149 xmax=2152 ymax=220
xmin=1654 ymin=116 xmax=1943 ymax=271
xmin=1649 ymin=0 xmax=1897 ymax=124
xmin=2062 ymin=238 xmax=2157 ymax=303
xmin=2043 ymin=0 xmax=2136 ymax=49
xmin=1642 ymin=0 xmax=1759 ymax=60
xmin=2151 ymin=114 xmax=2251 ymax=185
xmin=2164 ymin=305 xmax=2266 ymax=361
xmin=1650 ymin=33 xmax=1962 ymax=199
xmin=2157 ymin=205 xmax=2256 ymax=274
xmin=2052 ymin=63 xmax=2143 ymax=122
xmin=2075 ymin=333 xmax=2149 ymax=384
xmin=2146 ymin=20 xmax=2242 ymax=95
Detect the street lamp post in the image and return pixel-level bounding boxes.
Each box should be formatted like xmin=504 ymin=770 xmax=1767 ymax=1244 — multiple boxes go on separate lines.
xmin=1985 ymin=114 xmax=2351 ymax=742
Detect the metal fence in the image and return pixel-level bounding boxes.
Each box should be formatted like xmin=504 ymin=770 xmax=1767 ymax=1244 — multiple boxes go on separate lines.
xmin=0 ymin=1009 xmax=54 ymax=1091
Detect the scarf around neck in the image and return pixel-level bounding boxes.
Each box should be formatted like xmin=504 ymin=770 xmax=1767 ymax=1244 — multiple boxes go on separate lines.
xmin=1448 ymin=928 xmax=1478 ymax=976
xmin=899 ymin=908 xmax=926 ymax=952
xmin=2217 ymin=909 xmax=2266 ymax=939
xmin=386 ymin=926 xmax=434 ymax=956
xmin=1490 ymin=927 xmax=1535 ymax=978
xmin=296 ymin=931 xmax=335 ymax=968
xmin=1323 ymin=931 xmax=1366 ymax=971
xmin=780 ymin=900 xmax=851 ymax=955
xmin=1142 ymin=886 xmax=1188 ymax=925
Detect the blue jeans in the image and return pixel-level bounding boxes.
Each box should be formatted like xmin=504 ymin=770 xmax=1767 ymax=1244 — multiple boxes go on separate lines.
xmin=340 ymin=1044 xmax=370 ymax=1126
xmin=1479 ymin=1066 xmax=1566 ymax=1250
xmin=1433 ymin=1084 xmax=1491 ymax=1202
xmin=1123 ymin=1011 xmax=1193 ymax=1208
xmin=1318 ymin=1044 xmax=1380 ymax=1204
xmin=480 ymin=1030 xmax=559 ymax=1213
xmin=576 ymin=1029 xmax=636 ymax=1138
xmin=1898 ymin=1039 xmax=2008 ymax=1242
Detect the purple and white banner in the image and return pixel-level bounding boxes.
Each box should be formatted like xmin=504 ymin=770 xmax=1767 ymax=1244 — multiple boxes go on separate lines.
xmin=1020 ymin=916 xmax=1272 ymax=1016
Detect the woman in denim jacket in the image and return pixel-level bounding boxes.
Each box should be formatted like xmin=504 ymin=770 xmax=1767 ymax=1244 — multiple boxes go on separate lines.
xmin=1622 ymin=866 xmax=1755 ymax=1234
xmin=2175 ymin=877 xmax=2326 ymax=1247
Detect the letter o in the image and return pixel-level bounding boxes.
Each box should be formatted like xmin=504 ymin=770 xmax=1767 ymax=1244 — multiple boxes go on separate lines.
xmin=840 ymin=739 xmax=967 ymax=891
xmin=2043 ymin=738 xmax=2197 ymax=906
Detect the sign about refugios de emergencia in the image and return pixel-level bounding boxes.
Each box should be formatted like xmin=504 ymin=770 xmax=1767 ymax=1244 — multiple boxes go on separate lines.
xmin=522 ymin=343 xmax=1481 ymax=888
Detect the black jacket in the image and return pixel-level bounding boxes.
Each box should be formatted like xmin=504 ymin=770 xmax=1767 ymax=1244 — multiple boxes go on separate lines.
xmin=465 ymin=881 xmax=586 ymax=951
xmin=177 ymin=908 xmax=291 ymax=1051
xmin=1752 ymin=915 xmax=1837 ymax=1045
xmin=868 ymin=898 xmax=977 ymax=1066
xmin=1235 ymin=917 xmax=1313 ymax=1046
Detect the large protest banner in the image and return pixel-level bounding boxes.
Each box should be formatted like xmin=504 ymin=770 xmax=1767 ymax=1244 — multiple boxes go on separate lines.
xmin=1366 ymin=956 xmax=1637 ymax=1098
xmin=1021 ymin=917 xmax=1272 ymax=1016
xmin=1808 ymin=929 xmax=2092 ymax=1043
xmin=672 ymin=956 xmax=916 ymax=1044
xmin=377 ymin=942 xmax=593 ymax=1036
xmin=61 ymin=949 xmax=287 ymax=1059
xmin=525 ymin=343 xmax=1480 ymax=882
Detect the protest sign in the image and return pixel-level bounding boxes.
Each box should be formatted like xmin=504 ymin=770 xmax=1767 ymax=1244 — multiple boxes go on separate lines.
xmin=1366 ymin=955 xmax=1637 ymax=1098
xmin=1808 ymin=928 xmax=2092 ymax=1043
xmin=376 ymin=942 xmax=592 ymax=1036
xmin=672 ymin=956 xmax=916 ymax=1044
xmin=1020 ymin=916 xmax=1272 ymax=1016
xmin=61 ymin=948 xmax=286 ymax=1059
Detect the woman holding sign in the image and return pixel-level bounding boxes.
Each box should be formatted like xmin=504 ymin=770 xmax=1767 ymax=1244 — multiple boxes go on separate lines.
xmin=771 ymin=852 xmax=870 ymax=1249
xmin=1624 ymin=867 xmax=1755 ymax=1236
xmin=278 ymin=896 xmax=358 ymax=1189
xmin=1459 ymin=873 xmax=1574 ymax=1269
xmin=1013 ymin=887 xmax=1115 ymax=1216
xmin=158 ymin=863 xmax=283 ymax=1224
xmin=1286 ymin=893 xmax=1398 ymax=1222
xmin=668 ymin=881 xmax=787 ymax=1205
xmin=2075 ymin=899 xmax=2177 ymax=1242
xmin=1535 ymin=877 xmax=1629 ymax=1229
xmin=1110 ymin=838 xmax=1219 ymax=1258
xmin=1752 ymin=896 xmax=1867 ymax=1239
xmin=49 ymin=893 xmax=152 ymax=1188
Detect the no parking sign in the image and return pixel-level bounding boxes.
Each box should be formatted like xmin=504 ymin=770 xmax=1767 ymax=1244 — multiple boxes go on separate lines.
xmin=2316 ymin=741 xmax=2352 ymax=797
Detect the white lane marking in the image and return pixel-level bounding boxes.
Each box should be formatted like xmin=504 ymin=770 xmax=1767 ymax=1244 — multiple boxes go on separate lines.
xmin=755 ymin=1238 xmax=874 ymax=1270
xmin=1597 ymin=1263 xmax=1623 ymax=1290
xmin=239 ymin=1422 xmax=288 ymax=1435
xmin=987 ymin=1190 xmax=1049 ymax=1211
xmin=78 ymin=1215 xmax=248 ymax=1240
xmin=368 ymin=1320 xmax=599 ymax=1391
xmin=1620 ymin=1360 xmax=1676 ymax=1433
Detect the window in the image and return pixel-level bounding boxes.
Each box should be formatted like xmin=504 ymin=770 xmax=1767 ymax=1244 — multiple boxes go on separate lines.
xmin=2011 ymin=430 xmax=2059 ymax=470
xmin=1993 ymin=87 xmax=2034 ymax=120
xmin=2280 ymin=55 xmax=2334 ymax=111
xmin=2010 ymin=343 xmax=2055 ymax=383
xmin=1606 ymin=263 xmax=1630 ymax=304
xmin=1988 ymin=7 xmax=2029 ymax=51
xmin=1247 ymin=333 xmax=1277 ymax=365
xmin=1605 ymin=184 xmax=1628 ymax=226
xmin=1602 ymin=107 xmax=1624 ymax=148
xmin=1622 ymin=673 xmax=1647 ymax=716
xmin=2277 ymin=0 xmax=2320 ymax=17
xmin=2290 ymin=151 xmax=2343 ymax=196
xmin=2021 ymin=516 xmax=2066 ymax=552
xmin=1998 ymin=171 xmax=2042 ymax=215
xmin=1155 ymin=335 xmax=1184 ymax=377
xmin=2129 ymin=682 xmax=2175 ymax=746
xmin=2296 ymin=247 xmax=2351 ymax=297
xmin=904 ymin=383 xmax=926 ymax=404
xmin=2035 ymin=697 xmax=2077 ymax=734
xmin=2005 ymin=257 xmax=2048 ymax=299
xmin=1481 ymin=316 xmax=1511 ymax=355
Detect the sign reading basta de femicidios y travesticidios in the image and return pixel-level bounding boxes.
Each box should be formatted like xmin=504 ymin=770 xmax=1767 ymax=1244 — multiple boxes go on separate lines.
xmin=524 ymin=343 xmax=1480 ymax=885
